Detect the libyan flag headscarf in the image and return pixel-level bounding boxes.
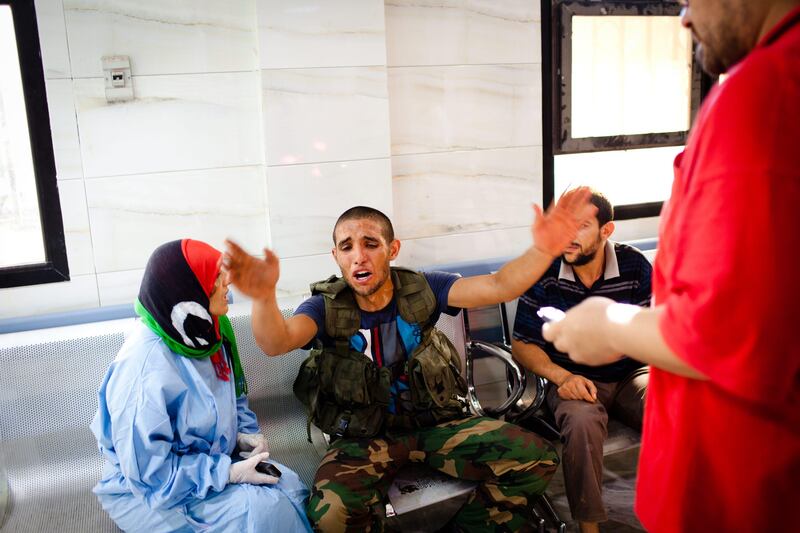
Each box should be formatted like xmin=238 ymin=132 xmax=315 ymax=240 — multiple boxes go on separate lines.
xmin=135 ymin=239 xmax=247 ymax=396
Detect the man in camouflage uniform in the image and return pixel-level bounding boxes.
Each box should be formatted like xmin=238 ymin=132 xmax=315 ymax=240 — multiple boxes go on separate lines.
xmin=311 ymin=417 xmax=556 ymax=532
xmin=225 ymin=190 xmax=595 ymax=532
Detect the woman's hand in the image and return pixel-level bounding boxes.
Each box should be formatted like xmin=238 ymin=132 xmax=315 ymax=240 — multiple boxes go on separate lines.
xmin=228 ymin=451 xmax=278 ymax=485
xmin=237 ymin=432 xmax=269 ymax=455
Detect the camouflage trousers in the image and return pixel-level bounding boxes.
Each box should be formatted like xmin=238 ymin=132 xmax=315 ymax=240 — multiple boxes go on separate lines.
xmin=307 ymin=416 xmax=559 ymax=532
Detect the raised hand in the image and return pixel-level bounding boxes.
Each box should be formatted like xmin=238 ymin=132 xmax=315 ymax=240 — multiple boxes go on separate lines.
xmin=223 ymin=239 xmax=280 ymax=300
xmin=531 ymin=187 xmax=597 ymax=257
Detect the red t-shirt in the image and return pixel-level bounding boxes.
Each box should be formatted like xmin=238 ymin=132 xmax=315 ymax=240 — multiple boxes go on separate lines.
xmin=638 ymin=7 xmax=800 ymax=532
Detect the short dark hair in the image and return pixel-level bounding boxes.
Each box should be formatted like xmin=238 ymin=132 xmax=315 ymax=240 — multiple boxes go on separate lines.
xmin=332 ymin=206 xmax=395 ymax=244
xmin=589 ymin=190 xmax=614 ymax=227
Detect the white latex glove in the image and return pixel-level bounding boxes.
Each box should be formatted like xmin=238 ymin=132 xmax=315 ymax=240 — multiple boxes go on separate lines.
xmin=237 ymin=432 xmax=269 ymax=454
xmin=228 ymin=451 xmax=279 ymax=485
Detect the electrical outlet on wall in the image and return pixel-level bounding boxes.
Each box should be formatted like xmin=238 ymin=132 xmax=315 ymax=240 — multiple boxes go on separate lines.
xmin=101 ymin=55 xmax=133 ymax=103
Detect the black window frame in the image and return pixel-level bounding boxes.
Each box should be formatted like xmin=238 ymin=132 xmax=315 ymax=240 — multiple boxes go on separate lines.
xmin=542 ymin=0 xmax=715 ymax=219
xmin=0 ymin=0 xmax=68 ymax=289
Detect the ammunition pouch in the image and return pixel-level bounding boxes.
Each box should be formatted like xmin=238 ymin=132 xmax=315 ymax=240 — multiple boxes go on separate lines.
xmin=294 ymin=344 xmax=391 ymax=439
xmin=407 ymin=328 xmax=468 ymax=425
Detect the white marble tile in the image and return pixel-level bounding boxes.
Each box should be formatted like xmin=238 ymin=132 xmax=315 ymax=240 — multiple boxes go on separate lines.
xmin=45 ymin=79 xmax=83 ymax=180
xmin=63 ymin=0 xmax=258 ymax=77
xmin=96 ymin=268 xmax=143 ymax=307
xmin=275 ymin=253 xmax=340 ymax=300
xmin=85 ymin=166 xmax=268 ymax=273
xmin=74 ymin=71 xmax=263 ymax=178
xmin=267 ymin=158 xmax=392 ymax=257
xmin=97 ymin=265 xmax=260 ymax=307
xmin=397 ymin=218 xmax=661 ymax=270
xmin=58 ymin=179 xmax=95 ymax=276
xmin=262 ymin=67 xmax=390 ymax=166
xmin=258 ymin=0 xmax=386 ymax=69
xmin=396 ymin=226 xmax=532 ymax=269
xmin=34 ymin=0 xmax=72 ymax=79
xmin=388 ymin=64 xmax=541 ymax=155
xmin=392 ymin=147 xmax=542 ymax=240
xmin=0 ymin=274 xmax=99 ymax=319
xmin=385 ymin=0 xmax=540 ymax=66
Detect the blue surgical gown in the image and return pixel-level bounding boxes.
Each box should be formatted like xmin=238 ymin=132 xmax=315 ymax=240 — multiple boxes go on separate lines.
xmin=91 ymin=322 xmax=311 ymax=532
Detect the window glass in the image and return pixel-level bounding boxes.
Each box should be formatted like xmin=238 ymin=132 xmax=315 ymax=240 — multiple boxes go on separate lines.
xmin=554 ymin=145 xmax=682 ymax=205
xmin=571 ymin=15 xmax=692 ymax=138
xmin=0 ymin=5 xmax=45 ymax=268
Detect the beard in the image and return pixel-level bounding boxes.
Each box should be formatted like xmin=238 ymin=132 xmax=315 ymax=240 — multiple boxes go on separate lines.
xmin=692 ymin=10 xmax=754 ymax=78
xmin=563 ymin=248 xmax=598 ymax=267
xmin=695 ymin=42 xmax=727 ymax=77
xmin=563 ymin=238 xmax=602 ymax=267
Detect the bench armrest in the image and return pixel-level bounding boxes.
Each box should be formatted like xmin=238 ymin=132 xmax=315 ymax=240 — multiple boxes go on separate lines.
xmin=465 ymin=341 xmax=526 ymax=418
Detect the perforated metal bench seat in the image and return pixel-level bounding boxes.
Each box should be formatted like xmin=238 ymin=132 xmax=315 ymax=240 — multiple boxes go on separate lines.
xmin=0 ymin=326 xmax=127 ymax=532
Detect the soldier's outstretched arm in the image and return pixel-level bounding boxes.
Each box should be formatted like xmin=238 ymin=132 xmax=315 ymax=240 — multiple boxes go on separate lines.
xmin=447 ymin=187 xmax=597 ymax=309
xmin=224 ymin=239 xmax=317 ymax=356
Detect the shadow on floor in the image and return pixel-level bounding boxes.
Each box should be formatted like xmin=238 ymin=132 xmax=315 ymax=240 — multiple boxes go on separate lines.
xmin=545 ymin=447 xmax=645 ymax=533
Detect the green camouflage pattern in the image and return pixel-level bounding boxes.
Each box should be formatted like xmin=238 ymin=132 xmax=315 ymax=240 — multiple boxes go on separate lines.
xmin=307 ymin=416 xmax=559 ymax=532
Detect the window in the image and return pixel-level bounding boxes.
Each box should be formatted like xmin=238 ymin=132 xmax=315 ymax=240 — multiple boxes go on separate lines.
xmin=0 ymin=0 xmax=67 ymax=288
xmin=543 ymin=0 xmax=714 ymax=219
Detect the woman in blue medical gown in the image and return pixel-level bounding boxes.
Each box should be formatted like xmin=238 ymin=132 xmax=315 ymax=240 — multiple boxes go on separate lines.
xmin=91 ymin=239 xmax=311 ymax=532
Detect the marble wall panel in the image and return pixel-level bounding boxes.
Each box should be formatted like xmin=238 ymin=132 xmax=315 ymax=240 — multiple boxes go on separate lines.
xmin=396 ymin=225 xmax=531 ymax=269
xmin=34 ymin=0 xmax=72 ymax=79
xmin=45 ymin=79 xmax=83 ymax=180
xmin=258 ymin=0 xmax=386 ymax=69
xmin=63 ymin=0 xmax=258 ymax=77
xmin=267 ymin=158 xmax=393 ymax=258
xmin=96 ymin=268 xmax=143 ymax=307
xmin=85 ymin=166 xmax=268 ymax=273
xmin=275 ymin=253 xmax=340 ymax=300
xmin=388 ymin=64 xmax=541 ymax=155
xmin=0 ymin=274 xmax=99 ymax=319
xmin=392 ymin=147 xmax=542 ymax=240
xmin=74 ymin=71 xmax=263 ymax=178
xmin=262 ymin=67 xmax=391 ymax=166
xmin=97 ymin=265 xmax=260 ymax=308
xmin=385 ymin=0 xmax=540 ymax=66
xmin=58 ymin=179 xmax=95 ymax=276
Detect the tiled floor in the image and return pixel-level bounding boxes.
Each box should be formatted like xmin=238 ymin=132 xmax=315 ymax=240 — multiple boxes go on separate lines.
xmin=545 ymin=447 xmax=645 ymax=532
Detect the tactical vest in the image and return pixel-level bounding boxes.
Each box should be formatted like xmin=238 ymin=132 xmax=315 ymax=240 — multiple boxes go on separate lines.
xmin=293 ymin=267 xmax=467 ymax=439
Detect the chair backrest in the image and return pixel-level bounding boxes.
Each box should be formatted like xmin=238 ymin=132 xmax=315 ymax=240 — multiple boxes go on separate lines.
xmin=463 ymin=303 xmax=510 ymax=346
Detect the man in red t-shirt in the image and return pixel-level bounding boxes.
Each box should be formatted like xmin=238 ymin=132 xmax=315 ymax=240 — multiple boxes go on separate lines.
xmin=542 ymin=1 xmax=800 ymax=531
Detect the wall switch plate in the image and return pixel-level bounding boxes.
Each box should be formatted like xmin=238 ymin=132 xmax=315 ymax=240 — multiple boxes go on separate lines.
xmin=101 ymin=55 xmax=133 ymax=103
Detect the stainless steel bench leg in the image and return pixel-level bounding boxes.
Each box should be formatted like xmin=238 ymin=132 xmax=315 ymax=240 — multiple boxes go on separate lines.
xmin=533 ymin=494 xmax=566 ymax=533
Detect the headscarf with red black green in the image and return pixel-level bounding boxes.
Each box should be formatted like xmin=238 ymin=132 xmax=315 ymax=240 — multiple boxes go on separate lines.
xmin=135 ymin=239 xmax=247 ymax=396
